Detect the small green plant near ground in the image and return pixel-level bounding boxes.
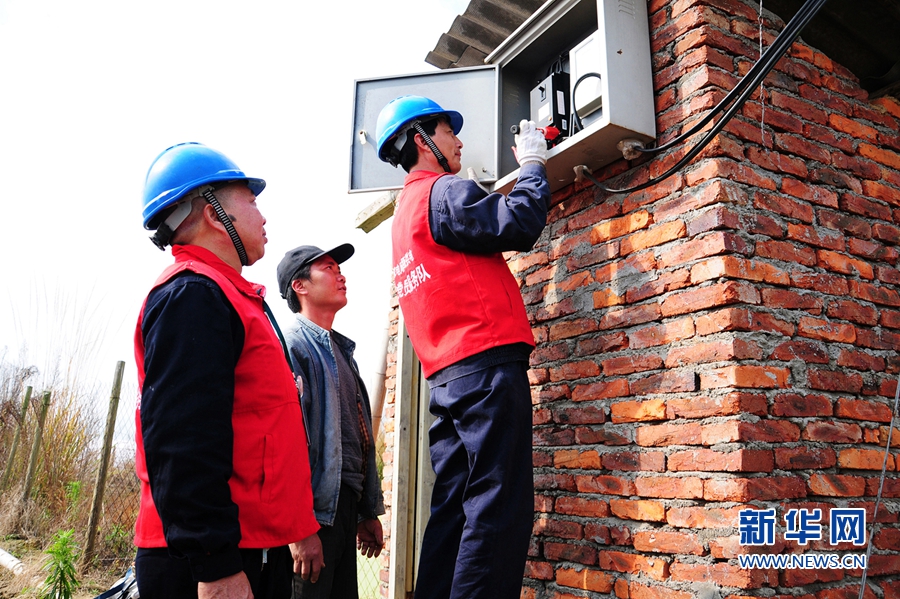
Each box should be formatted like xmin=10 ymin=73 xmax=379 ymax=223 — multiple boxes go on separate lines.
xmin=39 ymin=529 xmax=80 ymax=599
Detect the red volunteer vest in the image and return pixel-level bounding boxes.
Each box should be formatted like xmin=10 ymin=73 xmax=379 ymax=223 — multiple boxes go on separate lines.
xmin=391 ymin=170 xmax=535 ymax=377
xmin=134 ymin=245 xmax=318 ymax=548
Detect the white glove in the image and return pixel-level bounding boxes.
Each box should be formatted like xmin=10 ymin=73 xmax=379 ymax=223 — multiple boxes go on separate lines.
xmin=514 ymin=119 xmax=548 ymax=166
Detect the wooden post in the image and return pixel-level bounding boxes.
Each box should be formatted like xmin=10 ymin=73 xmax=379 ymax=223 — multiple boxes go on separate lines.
xmin=0 ymin=385 xmax=32 ymax=491
xmin=21 ymin=391 xmax=51 ymax=504
xmin=81 ymin=361 xmax=125 ymax=570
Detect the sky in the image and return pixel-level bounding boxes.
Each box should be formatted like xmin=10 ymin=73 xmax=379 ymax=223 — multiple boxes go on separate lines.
xmin=0 ymin=0 xmax=471 ymax=404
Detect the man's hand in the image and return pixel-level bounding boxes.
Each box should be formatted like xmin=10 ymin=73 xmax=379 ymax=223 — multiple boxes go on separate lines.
xmin=290 ymin=533 xmax=325 ymax=583
xmin=198 ymin=571 xmax=253 ymax=599
xmin=512 ymin=119 xmax=548 ymax=166
xmin=357 ymin=518 xmax=384 ymax=558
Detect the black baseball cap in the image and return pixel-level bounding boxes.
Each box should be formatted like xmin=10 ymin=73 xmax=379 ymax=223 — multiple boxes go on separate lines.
xmin=277 ymin=243 xmax=355 ymax=302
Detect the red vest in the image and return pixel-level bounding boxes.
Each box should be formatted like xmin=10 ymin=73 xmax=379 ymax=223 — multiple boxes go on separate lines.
xmin=134 ymin=245 xmax=318 ymax=548
xmin=391 ymin=170 xmax=535 ymax=377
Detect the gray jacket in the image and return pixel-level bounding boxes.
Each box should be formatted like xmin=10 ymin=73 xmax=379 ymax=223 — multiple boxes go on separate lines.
xmin=285 ymin=314 xmax=385 ymax=526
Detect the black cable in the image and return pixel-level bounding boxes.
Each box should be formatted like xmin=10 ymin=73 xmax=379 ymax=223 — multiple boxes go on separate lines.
xmin=579 ymin=0 xmax=828 ymax=194
xmin=638 ymin=0 xmax=826 ymax=155
xmin=570 ymin=72 xmax=603 ymax=134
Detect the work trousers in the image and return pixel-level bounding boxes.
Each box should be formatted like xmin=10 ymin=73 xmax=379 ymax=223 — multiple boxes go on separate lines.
xmin=135 ymin=545 xmax=292 ymax=599
xmin=414 ymin=361 xmax=534 ymax=599
xmin=293 ymin=484 xmax=360 ymax=599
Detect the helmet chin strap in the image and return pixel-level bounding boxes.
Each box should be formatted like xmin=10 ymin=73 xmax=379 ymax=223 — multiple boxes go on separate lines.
xmin=412 ymin=122 xmax=452 ymax=173
xmin=201 ymin=187 xmax=249 ymax=267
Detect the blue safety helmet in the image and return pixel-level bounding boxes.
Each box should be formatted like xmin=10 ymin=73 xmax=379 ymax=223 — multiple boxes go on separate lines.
xmin=375 ymin=95 xmax=463 ymax=165
xmin=141 ymin=142 xmax=266 ymax=230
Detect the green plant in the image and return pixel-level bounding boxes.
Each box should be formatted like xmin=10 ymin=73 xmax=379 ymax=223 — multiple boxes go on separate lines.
xmin=64 ymin=481 xmax=82 ymax=510
xmin=39 ymin=529 xmax=80 ymax=599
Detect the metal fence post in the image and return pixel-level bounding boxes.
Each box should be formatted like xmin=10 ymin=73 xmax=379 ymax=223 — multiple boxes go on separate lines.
xmin=81 ymin=361 xmax=125 ymax=570
xmin=0 ymin=385 xmax=32 ymax=491
xmin=21 ymin=390 xmax=51 ymax=504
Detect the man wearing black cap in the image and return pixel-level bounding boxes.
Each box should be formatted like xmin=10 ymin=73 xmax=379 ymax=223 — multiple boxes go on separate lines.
xmin=276 ymin=244 xmax=385 ymax=599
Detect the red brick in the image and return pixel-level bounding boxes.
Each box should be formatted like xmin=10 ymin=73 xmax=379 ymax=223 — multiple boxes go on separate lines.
xmin=691 ymin=255 xmax=789 ymax=286
xmin=826 ymin=300 xmax=879 ymax=326
xmin=572 ymin=379 xmax=630 ymax=402
xmin=771 ymin=393 xmax=833 ymax=417
xmin=550 ymin=318 xmax=600 ymax=341
xmin=816 ymin=250 xmax=875 ymax=279
xmin=534 ymin=427 xmax=576 ymax=446
xmin=524 ymin=560 xmax=554 ymax=581
xmin=666 ymin=505 xmax=746 ymax=529
xmin=609 ymin=499 xmax=666 ymax=523
xmin=555 ymin=495 xmax=610 ymax=518
xmin=619 ymin=220 xmax=688 ymax=255
xmin=786 ymin=223 xmax=845 ymax=251
xmin=807 ymin=474 xmax=866 ymax=497
xmin=756 ymin=240 xmax=817 ymax=266
xmin=790 ymin=271 xmax=850 ymax=295
xmin=667 ymin=392 xmax=768 ymax=419
xmin=807 ymin=368 xmax=864 ymax=393
xmin=696 ymin=308 xmax=795 ymax=337
xmin=610 ymin=398 xmax=665 ymax=423
xmin=631 ymin=371 xmax=698 ymax=396
xmin=817 ymin=208 xmax=873 ymax=239
xmin=770 ymin=340 xmax=829 ymax=364
xmin=575 ymin=475 xmax=636 ymax=496
xmin=703 ymin=476 xmax=806 ymax=501
xmin=534 ymin=516 xmax=584 ymax=540
xmin=632 ymin=317 xmax=697 ymax=349
xmin=773 ymin=132 xmax=831 ymax=164
xmin=554 ymin=449 xmax=601 ymax=469
xmin=797 ymin=316 xmax=857 ymax=343
xmin=700 ymin=365 xmax=789 ymax=389
xmin=598 ymin=303 xmax=662 ymax=331
xmin=555 ymin=567 xmax=615 ymax=593
xmin=782 ymin=178 xmax=839 ymax=208
xmin=829 ymin=113 xmax=880 ymax=143
xmin=849 ymin=280 xmax=900 ymax=307
xmin=591 ymin=211 xmax=652 ymax=244
xmin=543 ymin=542 xmax=597 ymax=565
xmin=626 ymin=269 xmax=692 ymax=303
xmin=685 ymin=158 xmax=779 ymax=191
xmin=754 ymin=190 xmax=814 ymax=223
xmin=636 ymin=422 xmax=702 ymax=447
xmin=662 ymin=281 xmax=761 ymax=317
xmin=669 ymin=561 xmax=775 ymax=589
xmin=802 ymin=421 xmax=863 ymax=444
xmin=628 ymin=582 xmax=692 ymax=599
xmin=836 ymin=398 xmax=894 ymax=422
xmin=859 ymin=142 xmax=900 ymax=171
xmin=775 ymin=446 xmax=837 ymax=470
xmin=594 ymin=252 xmax=656 ymax=284
xmin=602 ymin=451 xmax=665 ymax=472
xmin=633 ymin=476 xmax=704 ymax=499
xmin=653 ymin=178 xmax=749 ymax=223
xmin=602 ymin=354 xmax=665 ymax=376
xmin=862 ymin=180 xmax=900 ymax=207
xmin=552 ymin=404 xmax=606 ymax=425
xmin=837 ymin=348 xmax=886 ymax=372
xmin=838 ymin=448 xmax=894 ymax=471
xmin=746 ymin=146 xmax=808 ymax=178
xmin=534 ymin=473 xmax=577 ymax=492
xmin=633 ymin=530 xmax=704 ymax=555
xmin=549 ymin=360 xmax=602 ymax=382
xmin=575 ymin=426 xmax=630 ymax=446
xmin=659 ymin=232 xmax=753 ymax=269
xmin=599 ymin=549 xmax=668 ymax=580
xmin=668 ymin=449 xmax=774 ymax=472
xmin=575 ymin=331 xmax=629 ymax=356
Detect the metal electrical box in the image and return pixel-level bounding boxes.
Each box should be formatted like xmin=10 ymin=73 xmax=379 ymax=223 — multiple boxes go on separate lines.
xmin=348 ymin=0 xmax=655 ymax=196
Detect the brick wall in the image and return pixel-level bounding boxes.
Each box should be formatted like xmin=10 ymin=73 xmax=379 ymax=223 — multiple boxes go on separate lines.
xmin=378 ymin=0 xmax=900 ymax=597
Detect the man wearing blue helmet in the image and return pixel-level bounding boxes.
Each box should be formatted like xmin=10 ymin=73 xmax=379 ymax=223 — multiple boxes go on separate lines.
xmin=135 ymin=143 xmax=323 ymax=599
xmin=376 ymin=96 xmax=550 ymax=599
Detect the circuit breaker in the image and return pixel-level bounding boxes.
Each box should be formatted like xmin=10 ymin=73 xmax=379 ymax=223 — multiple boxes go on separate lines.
xmin=530 ymin=71 xmax=570 ymax=137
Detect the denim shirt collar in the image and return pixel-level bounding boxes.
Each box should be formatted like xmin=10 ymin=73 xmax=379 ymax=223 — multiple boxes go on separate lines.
xmin=295 ymin=313 xmax=356 ymax=356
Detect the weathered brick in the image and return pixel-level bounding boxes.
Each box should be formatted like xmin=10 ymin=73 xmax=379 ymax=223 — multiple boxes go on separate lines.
xmin=549 ymin=360 xmax=602 ymax=382
xmin=598 ymin=303 xmax=662 ymax=331
xmin=575 ymin=331 xmax=629 ymax=356
xmin=634 ymin=476 xmax=704 ymax=499
xmin=669 ymin=561 xmax=775 ymax=589
xmin=631 ymin=371 xmax=698 ymax=396
xmin=661 ymin=281 xmax=761 ymax=317
xmin=836 ymin=348 xmax=886 ymax=372
xmin=602 ymin=354 xmax=665 ymax=376
xmin=807 ymin=368 xmax=864 ymax=393
xmin=628 ymin=582 xmax=692 ymax=599
xmin=602 ymin=451 xmax=665 ymax=472
xmin=807 ymin=474 xmax=866 ymax=497
xmin=668 ymin=448 xmax=774 ymax=472
xmin=797 ymin=316 xmax=857 ymax=343
xmin=572 ymin=379 xmax=630 ymax=402
xmin=775 ymin=446 xmax=837 ymax=470
xmin=802 ymin=421 xmax=863 ymax=444
xmin=659 ymin=232 xmax=753 ymax=269
xmin=633 ymin=530 xmax=704 ymax=555
xmin=782 ymin=178 xmax=839 ymax=208
xmin=555 ymin=495 xmax=610 ymax=518
xmin=838 ymin=448 xmax=895 ymax=471
xmin=609 ymin=499 xmax=666 ymax=522
xmin=770 ymin=340 xmax=829 ymax=364
xmin=691 ymin=255 xmax=790 ymax=286
xmin=700 ymin=365 xmax=790 ymax=389
xmin=555 ymin=567 xmax=615 ymax=593
xmin=620 ymin=220 xmax=687 ymax=255
xmin=667 ymin=392 xmax=768 ymax=419
xmin=816 ymin=249 xmax=875 ymax=279
xmin=771 ymin=393 xmax=833 ymax=417
xmin=554 ymin=449 xmax=601 ymax=470
xmin=826 ymin=300 xmax=879 ymax=326
xmin=575 ymin=475 xmax=636 ymax=496
xmin=534 ymin=516 xmax=584 ymax=540
xmin=591 ymin=211 xmax=652 ymax=244
xmin=703 ymin=476 xmax=806 ymax=501
xmin=610 ymin=398 xmax=666 ymax=423
xmin=599 ymin=549 xmax=668 ymax=580
xmin=786 ymin=223 xmax=845 ymax=251
xmin=544 ymin=542 xmax=597 ymax=565
xmin=666 ymin=505 xmax=746 ymax=529
xmin=756 ymin=240 xmax=818 ymax=266
xmin=835 ymin=398 xmax=894 ymax=422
